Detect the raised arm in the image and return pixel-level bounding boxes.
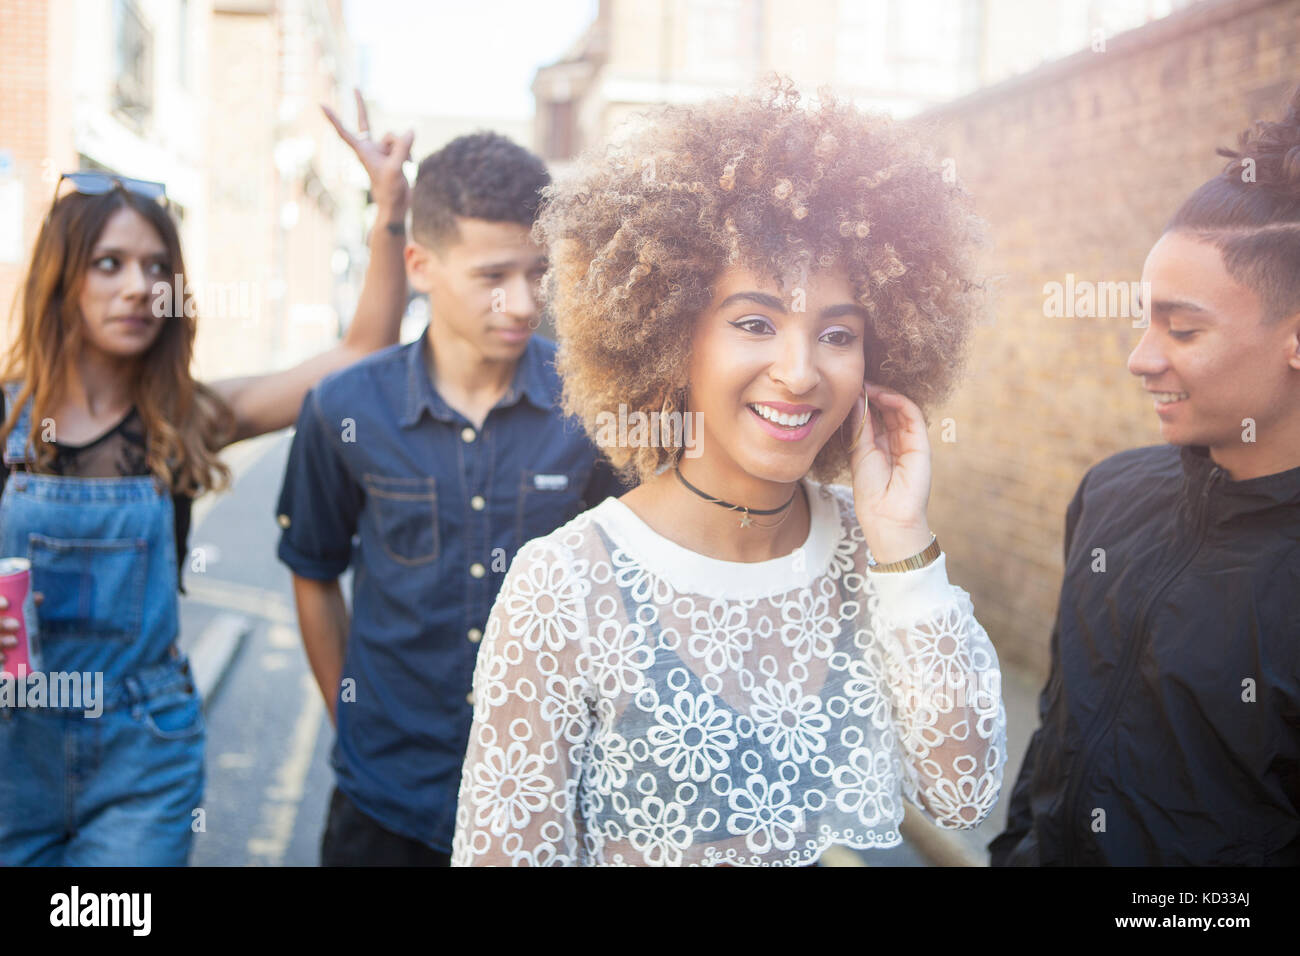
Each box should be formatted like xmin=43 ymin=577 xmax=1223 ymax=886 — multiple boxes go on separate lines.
xmin=451 ymin=540 xmax=595 ymax=866
xmin=866 ymin=554 xmax=1006 ymax=829
xmin=841 ymin=383 xmax=1005 ymax=828
xmin=210 ymin=90 xmax=414 ymax=446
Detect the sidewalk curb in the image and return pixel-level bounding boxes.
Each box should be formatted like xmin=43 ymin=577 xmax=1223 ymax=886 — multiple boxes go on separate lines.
xmin=185 ymin=431 xmax=286 ymax=710
xmin=820 ymin=845 xmax=868 ymax=867
xmin=895 ymin=661 xmax=1044 ymax=867
xmin=190 ymin=612 xmax=253 ymax=709
xmin=900 ymin=804 xmax=986 ymax=867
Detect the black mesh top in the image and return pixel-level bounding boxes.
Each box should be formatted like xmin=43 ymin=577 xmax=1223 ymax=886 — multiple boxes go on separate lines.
xmin=0 ymin=390 xmax=193 ymax=592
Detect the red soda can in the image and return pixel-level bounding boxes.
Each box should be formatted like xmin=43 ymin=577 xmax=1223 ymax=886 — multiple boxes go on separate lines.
xmin=0 ymin=557 xmax=43 ymax=677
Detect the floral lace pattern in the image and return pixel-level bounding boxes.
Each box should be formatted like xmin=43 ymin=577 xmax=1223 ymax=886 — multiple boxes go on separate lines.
xmin=452 ymin=481 xmax=1006 ymax=866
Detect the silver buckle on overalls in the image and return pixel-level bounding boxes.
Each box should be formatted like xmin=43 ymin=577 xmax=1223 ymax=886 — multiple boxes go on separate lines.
xmin=122 ymin=674 xmax=147 ymax=720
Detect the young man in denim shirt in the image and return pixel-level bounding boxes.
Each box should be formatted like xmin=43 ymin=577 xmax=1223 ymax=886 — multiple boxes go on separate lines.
xmin=275 ymin=124 xmax=625 ymax=866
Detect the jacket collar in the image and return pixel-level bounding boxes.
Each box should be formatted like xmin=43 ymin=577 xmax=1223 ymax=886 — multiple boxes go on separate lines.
xmin=1179 ymin=444 xmax=1300 ymax=522
xmin=401 ymin=326 xmax=552 ymax=428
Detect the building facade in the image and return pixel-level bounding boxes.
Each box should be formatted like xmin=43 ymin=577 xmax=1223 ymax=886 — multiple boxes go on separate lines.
xmin=0 ymin=0 xmax=363 ymax=380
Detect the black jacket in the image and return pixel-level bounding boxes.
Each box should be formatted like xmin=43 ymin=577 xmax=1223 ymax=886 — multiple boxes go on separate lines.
xmin=989 ymin=444 xmax=1300 ymax=865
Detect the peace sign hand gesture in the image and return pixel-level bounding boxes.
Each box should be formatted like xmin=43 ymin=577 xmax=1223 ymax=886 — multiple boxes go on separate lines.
xmin=845 ymin=382 xmax=936 ymax=566
xmin=322 ymin=89 xmax=414 ymax=213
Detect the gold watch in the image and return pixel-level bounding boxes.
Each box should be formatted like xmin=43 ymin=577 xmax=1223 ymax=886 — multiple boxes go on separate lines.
xmin=867 ymin=534 xmax=940 ymax=573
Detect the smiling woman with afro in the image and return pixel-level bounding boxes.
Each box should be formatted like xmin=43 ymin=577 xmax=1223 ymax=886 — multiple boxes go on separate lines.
xmin=451 ymin=74 xmax=1009 ymax=868
xmin=536 ymin=74 xmax=987 ymax=484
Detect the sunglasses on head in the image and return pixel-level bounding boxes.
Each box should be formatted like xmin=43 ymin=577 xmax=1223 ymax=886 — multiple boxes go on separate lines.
xmin=45 ymin=171 xmax=169 ymax=223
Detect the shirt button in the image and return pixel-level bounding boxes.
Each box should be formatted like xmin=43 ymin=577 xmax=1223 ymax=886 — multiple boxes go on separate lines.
xmin=469 ymin=563 xmax=486 ymax=578
xmin=468 ymin=628 xmax=482 ymax=643
xmin=277 ymin=514 xmax=291 ymax=529
xmin=470 ymin=495 xmax=485 ymax=511
xmin=466 ymin=691 xmax=475 ymax=706
xmin=461 ymin=427 xmax=476 ymax=443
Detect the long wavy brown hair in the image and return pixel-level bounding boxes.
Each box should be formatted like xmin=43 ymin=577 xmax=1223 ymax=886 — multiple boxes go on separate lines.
xmin=1 ymin=186 xmax=233 ymax=496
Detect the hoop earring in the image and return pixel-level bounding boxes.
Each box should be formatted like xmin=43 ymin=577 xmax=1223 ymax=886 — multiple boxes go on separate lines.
xmin=659 ymin=391 xmax=681 ymax=464
xmin=843 ymin=388 xmax=868 ymax=453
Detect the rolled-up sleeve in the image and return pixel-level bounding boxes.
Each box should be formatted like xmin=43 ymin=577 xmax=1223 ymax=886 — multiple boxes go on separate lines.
xmin=275 ymin=388 xmax=363 ymax=581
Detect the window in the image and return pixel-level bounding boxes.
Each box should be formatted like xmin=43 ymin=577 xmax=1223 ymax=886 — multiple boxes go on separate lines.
xmin=684 ymin=0 xmax=755 ymax=84
xmin=112 ymin=0 xmax=154 ymax=131
xmin=546 ymin=100 xmax=576 ymax=160
xmin=178 ymin=0 xmax=191 ymax=89
xmin=834 ymin=0 xmax=891 ymax=89
xmin=835 ymin=0 xmax=979 ymax=102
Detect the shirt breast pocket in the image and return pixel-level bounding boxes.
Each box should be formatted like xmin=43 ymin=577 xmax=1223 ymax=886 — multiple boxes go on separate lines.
xmin=362 ymin=473 xmax=440 ymax=567
xmin=516 ymin=469 xmax=585 ymax=552
xmin=28 ymin=534 xmax=147 ymax=641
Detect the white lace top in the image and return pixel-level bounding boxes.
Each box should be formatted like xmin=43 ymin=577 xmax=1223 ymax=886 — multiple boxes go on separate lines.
xmin=451 ymin=479 xmax=1006 ymax=866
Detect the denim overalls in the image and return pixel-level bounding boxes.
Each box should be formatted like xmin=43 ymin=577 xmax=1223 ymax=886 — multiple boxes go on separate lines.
xmin=0 ymin=382 xmax=204 ymax=865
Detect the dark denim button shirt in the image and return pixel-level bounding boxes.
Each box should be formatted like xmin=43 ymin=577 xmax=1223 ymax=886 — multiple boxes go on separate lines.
xmin=275 ymin=330 xmax=626 ymax=851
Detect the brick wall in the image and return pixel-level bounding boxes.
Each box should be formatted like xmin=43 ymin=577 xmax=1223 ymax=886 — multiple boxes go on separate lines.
xmin=918 ymin=0 xmax=1300 ymax=678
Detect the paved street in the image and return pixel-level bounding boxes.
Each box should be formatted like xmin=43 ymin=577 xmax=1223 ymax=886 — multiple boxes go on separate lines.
xmin=182 ymin=433 xmax=335 ymax=866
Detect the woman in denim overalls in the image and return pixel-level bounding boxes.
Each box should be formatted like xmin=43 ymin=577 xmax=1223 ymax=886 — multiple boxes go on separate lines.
xmin=0 ymin=379 xmax=203 ymax=864
xmin=0 ymin=114 xmax=410 ymax=866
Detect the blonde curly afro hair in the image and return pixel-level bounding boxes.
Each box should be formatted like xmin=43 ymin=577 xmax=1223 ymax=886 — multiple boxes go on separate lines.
xmin=536 ymin=75 xmax=986 ymax=485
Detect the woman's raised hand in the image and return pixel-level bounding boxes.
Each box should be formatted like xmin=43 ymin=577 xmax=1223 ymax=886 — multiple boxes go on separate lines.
xmin=845 ymin=383 xmax=936 ymax=566
xmin=322 ymin=89 xmax=414 ymax=213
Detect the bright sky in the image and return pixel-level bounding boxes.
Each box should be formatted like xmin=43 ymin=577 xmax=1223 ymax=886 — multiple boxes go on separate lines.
xmin=344 ymin=0 xmax=599 ymax=119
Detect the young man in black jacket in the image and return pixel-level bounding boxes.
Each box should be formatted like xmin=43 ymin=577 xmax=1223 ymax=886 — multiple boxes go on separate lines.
xmin=990 ymin=89 xmax=1300 ymax=865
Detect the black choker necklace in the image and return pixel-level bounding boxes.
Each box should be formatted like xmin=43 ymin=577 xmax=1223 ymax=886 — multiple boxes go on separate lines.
xmin=673 ymin=466 xmax=798 ymax=528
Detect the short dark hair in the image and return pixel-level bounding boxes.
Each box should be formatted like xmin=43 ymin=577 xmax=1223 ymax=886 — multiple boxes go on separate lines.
xmin=1166 ymin=85 xmax=1300 ymax=323
xmin=410 ymin=131 xmax=550 ymax=249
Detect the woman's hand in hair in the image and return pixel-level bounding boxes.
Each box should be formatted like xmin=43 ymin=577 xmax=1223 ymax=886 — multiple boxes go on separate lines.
xmin=322 ymin=88 xmax=414 ymax=214
xmin=847 ymin=383 xmax=935 ymax=566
